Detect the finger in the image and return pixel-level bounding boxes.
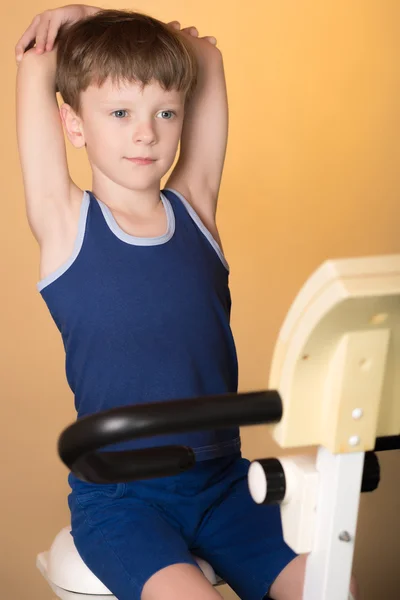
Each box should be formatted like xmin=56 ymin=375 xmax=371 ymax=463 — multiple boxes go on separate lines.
xmin=35 ymin=13 xmax=52 ymax=53
xmin=202 ymin=35 xmax=217 ymax=45
xmin=167 ymin=21 xmax=181 ymax=30
xmin=46 ymin=18 xmax=63 ymax=51
xmin=182 ymin=26 xmax=199 ymax=37
xmin=15 ymin=14 xmax=40 ymax=62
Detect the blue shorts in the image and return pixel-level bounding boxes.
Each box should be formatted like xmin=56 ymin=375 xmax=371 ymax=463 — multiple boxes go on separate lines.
xmin=68 ymin=452 xmax=297 ymax=600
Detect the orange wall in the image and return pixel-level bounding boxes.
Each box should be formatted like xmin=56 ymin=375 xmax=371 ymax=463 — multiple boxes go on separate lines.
xmin=2 ymin=1 xmax=399 ymax=598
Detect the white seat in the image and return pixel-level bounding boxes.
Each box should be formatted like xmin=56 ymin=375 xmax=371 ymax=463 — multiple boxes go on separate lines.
xmin=37 ymin=527 xmax=223 ymax=599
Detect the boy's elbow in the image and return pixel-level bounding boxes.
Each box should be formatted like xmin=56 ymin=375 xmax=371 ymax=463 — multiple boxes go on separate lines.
xmin=17 ymin=47 xmax=42 ymax=66
xmin=196 ymin=38 xmax=223 ymax=66
xmin=17 ymin=46 xmax=57 ymax=74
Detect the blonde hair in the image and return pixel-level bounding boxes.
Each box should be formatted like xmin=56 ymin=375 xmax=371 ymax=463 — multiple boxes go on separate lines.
xmin=55 ymin=9 xmax=198 ymax=115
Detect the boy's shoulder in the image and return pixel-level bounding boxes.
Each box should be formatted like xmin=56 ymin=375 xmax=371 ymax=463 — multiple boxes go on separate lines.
xmin=39 ymin=182 xmax=85 ymax=281
xmin=165 ymin=182 xmax=222 ymax=249
xmin=165 ymin=178 xmax=218 ymax=234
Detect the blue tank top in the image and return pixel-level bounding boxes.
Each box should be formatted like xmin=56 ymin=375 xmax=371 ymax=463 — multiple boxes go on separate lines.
xmin=38 ymin=188 xmax=240 ymax=484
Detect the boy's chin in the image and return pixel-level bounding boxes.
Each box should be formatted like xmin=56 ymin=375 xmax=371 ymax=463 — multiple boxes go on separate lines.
xmin=125 ymin=177 xmax=163 ymax=191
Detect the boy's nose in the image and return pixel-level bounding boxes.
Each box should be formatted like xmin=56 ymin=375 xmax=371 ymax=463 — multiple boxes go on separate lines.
xmin=133 ymin=122 xmax=157 ymax=144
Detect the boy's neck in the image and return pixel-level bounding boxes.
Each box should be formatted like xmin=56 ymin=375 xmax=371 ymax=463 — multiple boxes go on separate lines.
xmin=91 ymin=174 xmax=163 ymax=218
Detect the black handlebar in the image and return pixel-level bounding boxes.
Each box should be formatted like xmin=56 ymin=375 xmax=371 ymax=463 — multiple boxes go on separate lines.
xmin=58 ymin=391 xmax=283 ymax=483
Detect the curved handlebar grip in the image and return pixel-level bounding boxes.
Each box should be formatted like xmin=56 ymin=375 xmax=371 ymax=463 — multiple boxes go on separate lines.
xmin=69 ymin=446 xmax=196 ymax=483
xmin=58 ymin=391 xmax=282 ymax=483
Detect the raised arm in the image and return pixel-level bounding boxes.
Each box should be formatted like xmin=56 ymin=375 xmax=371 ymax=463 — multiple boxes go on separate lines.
xmin=16 ymin=48 xmax=74 ymax=242
xmin=15 ymin=5 xmax=100 ymax=243
xmin=166 ymin=33 xmax=228 ymax=229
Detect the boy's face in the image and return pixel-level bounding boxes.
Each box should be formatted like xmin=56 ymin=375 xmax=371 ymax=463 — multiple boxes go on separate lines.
xmin=65 ymin=77 xmax=186 ymax=191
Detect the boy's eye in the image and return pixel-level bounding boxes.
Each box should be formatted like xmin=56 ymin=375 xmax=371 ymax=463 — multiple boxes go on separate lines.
xmin=111 ymin=110 xmax=176 ymax=120
xmin=112 ymin=110 xmax=128 ymax=118
xmin=157 ymin=111 xmax=175 ymax=120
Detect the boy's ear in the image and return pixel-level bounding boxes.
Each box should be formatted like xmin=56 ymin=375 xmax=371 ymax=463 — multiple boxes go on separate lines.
xmin=59 ymin=103 xmax=86 ymax=149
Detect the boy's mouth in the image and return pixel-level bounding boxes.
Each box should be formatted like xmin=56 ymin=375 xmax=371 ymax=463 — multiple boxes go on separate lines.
xmin=125 ymin=157 xmax=156 ymax=166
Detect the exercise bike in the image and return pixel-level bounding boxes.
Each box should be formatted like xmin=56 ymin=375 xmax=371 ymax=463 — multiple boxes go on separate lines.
xmin=37 ymin=254 xmax=400 ymax=600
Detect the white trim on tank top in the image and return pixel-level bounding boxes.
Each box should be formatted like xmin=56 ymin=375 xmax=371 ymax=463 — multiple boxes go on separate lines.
xmin=164 ymin=187 xmax=229 ymax=272
xmin=96 ymin=191 xmax=175 ymax=246
xmin=37 ymin=190 xmax=91 ymax=292
xmin=37 ymin=188 xmax=229 ymax=292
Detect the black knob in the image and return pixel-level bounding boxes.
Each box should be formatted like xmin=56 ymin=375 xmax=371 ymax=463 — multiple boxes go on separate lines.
xmin=362 ymin=452 xmax=380 ymax=493
xmin=248 ymin=458 xmax=286 ymax=505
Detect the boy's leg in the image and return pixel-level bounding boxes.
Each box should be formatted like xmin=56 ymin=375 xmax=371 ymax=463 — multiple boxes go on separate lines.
xmin=268 ymin=553 xmax=360 ymax=600
xmin=141 ymin=563 xmax=223 ymax=600
xmin=68 ymin=484 xmax=221 ymax=600
xmin=192 ymin=455 xmax=360 ymax=600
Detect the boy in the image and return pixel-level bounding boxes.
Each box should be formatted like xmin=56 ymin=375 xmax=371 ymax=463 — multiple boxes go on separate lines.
xmin=15 ymin=5 xmax=357 ymax=600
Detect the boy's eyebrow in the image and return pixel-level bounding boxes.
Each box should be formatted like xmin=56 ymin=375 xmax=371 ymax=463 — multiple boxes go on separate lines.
xmin=97 ymin=99 xmax=183 ymax=107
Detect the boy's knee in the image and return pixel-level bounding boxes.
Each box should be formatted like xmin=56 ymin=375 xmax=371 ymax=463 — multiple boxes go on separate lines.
xmin=269 ymin=554 xmax=360 ymax=600
xmin=349 ymin=573 xmax=360 ymax=599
